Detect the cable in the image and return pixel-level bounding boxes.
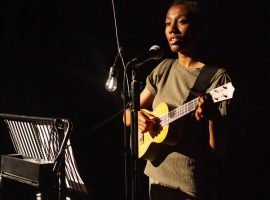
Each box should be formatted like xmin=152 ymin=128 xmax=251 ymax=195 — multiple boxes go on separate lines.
xmin=111 ymin=0 xmax=130 ymax=97
xmin=111 ymin=1 xmax=131 ymax=199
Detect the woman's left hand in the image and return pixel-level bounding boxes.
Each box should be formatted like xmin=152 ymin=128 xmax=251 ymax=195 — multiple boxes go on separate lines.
xmin=195 ymin=94 xmax=220 ymax=121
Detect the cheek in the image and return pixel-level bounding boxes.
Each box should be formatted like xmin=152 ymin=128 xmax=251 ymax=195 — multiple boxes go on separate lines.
xmin=179 ymin=25 xmax=189 ymax=36
xmin=183 ymin=25 xmax=196 ymax=39
xmin=165 ymin=29 xmax=169 ymax=39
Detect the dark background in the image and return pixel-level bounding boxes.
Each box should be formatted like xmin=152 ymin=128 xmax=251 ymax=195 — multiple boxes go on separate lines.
xmin=0 ymin=0 xmax=269 ymax=199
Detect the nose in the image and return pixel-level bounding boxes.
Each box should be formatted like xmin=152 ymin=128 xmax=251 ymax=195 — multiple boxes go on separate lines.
xmin=168 ymin=22 xmax=179 ymax=34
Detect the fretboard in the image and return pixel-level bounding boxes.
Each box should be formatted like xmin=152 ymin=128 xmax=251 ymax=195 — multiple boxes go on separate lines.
xmin=159 ymin=97 xmax=199 ymax=127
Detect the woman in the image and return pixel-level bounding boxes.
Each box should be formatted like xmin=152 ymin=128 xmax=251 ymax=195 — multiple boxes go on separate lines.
xmin=125 ymin=0 xmax=232 ymax=199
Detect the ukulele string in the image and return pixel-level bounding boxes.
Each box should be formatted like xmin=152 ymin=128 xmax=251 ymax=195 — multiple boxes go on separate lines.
xmin=151 ymin=97 xmax=199 ymax=129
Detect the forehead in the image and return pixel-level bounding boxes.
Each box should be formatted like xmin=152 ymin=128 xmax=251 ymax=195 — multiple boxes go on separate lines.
xmin=166 ymin=4 xmax=191 ymax=18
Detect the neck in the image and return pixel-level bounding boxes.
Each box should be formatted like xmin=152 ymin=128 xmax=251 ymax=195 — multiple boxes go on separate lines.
xmin=177 ymin=53 xmax=204 ymax=68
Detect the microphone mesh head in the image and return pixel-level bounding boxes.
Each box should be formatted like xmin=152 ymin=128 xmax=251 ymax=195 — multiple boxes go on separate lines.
xmin=149 ymin=45 xmax=160 ymax=51
xmin=149 ymin=45 xmax=163 ymax=60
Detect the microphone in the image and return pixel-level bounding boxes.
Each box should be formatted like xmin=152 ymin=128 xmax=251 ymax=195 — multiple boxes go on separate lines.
xmin=127 ymin=45 xmax=163 ymax=68
xmin=105 ymin=47 xmax=122 ymax=92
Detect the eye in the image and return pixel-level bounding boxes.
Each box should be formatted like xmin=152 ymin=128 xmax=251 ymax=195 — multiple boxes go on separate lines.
xmin=177 ymin=18 xmax=189 ymax=26
xmin=165 ymin=21 xmax=171 ymax=26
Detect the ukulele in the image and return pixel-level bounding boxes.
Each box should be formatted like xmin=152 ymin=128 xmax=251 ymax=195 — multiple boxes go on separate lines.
xmin=138 ymin=82 xmax=235 ymax=161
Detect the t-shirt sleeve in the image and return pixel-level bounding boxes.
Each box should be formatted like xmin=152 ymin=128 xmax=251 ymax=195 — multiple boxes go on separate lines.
xmin=145 ymin=59 xmax=174 ymax=96
xmin=207 ymin=68 xmax=233 ymax=116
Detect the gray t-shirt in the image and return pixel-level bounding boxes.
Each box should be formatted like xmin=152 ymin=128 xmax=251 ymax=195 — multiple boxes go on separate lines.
xmin=144 ymin=59 xmax=231 ymax=196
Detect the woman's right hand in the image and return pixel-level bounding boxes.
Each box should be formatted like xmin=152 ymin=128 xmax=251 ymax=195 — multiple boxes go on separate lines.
xmin=138 ymin=110 xmax=157 ymax=134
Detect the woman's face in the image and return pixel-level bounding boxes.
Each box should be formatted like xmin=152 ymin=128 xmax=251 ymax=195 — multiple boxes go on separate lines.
xmin=165 ymin=3 xmax=197 ymax=53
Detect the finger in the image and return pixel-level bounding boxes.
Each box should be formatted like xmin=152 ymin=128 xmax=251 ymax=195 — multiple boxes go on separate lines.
xmin=138 ymin=124 xmax=148 ymax=133
xmin=197 ymin=96 xmax=204 ymax=107
xmin=200 ymin=95 xmax=205 ymax=102
xmin=195 ymin=107 xmax=204 ymax=121
xmin=139 ymin=111 xmax=155 ymax=120
xmin=143 ymin=112 xmax=157 ymax=121
xmin=138 ymin=112 xmax=149 ymax=124
xmin=138 ymin=117 xmax=155 ymax=126
xmin=195 ymin=111 xmax=200 ymax=121
xmin=195 ymin=112 xmax=203 ymax=121
xmin=197 ymin=106 xmax=203 ymax=115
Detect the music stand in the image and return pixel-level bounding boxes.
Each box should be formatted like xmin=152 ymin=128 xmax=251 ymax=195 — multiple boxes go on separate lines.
xmin=0 ymin=113 xmax=87 ymax=199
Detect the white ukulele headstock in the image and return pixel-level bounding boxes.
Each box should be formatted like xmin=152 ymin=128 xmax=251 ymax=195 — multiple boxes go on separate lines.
xmin=210 ymin=82 xmax=235 ymax=103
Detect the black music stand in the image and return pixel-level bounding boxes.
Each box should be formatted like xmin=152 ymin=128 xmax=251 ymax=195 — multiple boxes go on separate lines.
xmin=0 ymin=113 xmax=87 ymax=200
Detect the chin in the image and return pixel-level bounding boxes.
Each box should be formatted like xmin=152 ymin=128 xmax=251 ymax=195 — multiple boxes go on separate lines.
xmin=170 ymin=45 xmax=180 ymax=53
xmin=171 ymin=47 xmax=181 ymax=53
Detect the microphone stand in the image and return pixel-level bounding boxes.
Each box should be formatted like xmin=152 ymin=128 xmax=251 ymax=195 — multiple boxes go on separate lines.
xmin=121 ymin=46 xmax=162 ymax=200
xmin=129 ymin=64 xmax=141 ymax=200
xmin=52 ymin=119 xmax=71 ymax=200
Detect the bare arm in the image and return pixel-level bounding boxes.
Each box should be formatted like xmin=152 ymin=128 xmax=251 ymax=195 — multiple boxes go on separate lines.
xmin=195 ymin=95 xmax=227 ymax=158
xmin=208 ymin=119 xmax=227 ymax=157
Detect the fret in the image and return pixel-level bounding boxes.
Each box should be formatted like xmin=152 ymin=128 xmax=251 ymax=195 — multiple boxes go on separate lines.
xmin=159 ymin=97 xmax=199 ymax=127
xmin=157 ymin=83 xmax=234 ymax=128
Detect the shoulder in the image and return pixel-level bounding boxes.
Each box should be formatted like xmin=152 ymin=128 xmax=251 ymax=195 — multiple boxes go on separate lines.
xmin=151 ymin=58 xmax=176 ymax=75
xmin=215 ymin=67 xmax=228 ymax=76
xmin=214 ymin=67 xmax=231 ymax=81
xmin=203 ymin=65 xmax=231 ymax=83
xmin=159 ymin=58 xmax=176 ymax=66
xmin=146 ymin=59 xmax=177 ymax=93
xmin=206 ymin=65 xmax=232 ymax=91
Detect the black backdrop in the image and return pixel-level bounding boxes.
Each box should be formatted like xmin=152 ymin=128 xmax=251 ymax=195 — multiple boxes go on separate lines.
xmin=0 ymin=0 xmax=270 ymax=200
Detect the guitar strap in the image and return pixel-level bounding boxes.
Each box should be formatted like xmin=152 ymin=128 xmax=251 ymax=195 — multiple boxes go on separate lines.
xmin=185 ymin=65 xmax=219 ymax=103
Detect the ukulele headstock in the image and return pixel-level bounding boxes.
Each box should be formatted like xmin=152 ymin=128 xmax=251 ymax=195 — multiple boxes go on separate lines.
xmin=210 ymin=82 xmax=235 ymax=103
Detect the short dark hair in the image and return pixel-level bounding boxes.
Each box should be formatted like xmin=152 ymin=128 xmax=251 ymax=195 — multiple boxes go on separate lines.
xmin=170 ymin=0 xmax=204 ymax=26
xmin=171 ymin=0 xmax=201 ymax=15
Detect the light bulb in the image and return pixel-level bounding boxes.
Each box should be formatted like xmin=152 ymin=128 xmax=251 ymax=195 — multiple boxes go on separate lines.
xmin=105 ymin=67 xmax=117 ymax=92
xmin=105 ymin=76 xmax=117 ymax=92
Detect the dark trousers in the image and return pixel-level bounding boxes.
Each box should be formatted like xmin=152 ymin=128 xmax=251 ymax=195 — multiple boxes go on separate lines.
xmin=149 ymin=183 xmax=196 ymax=200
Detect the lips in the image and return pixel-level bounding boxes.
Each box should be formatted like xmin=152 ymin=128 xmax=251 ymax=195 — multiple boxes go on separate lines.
xmin=169 ymin=36 xmax=182 ymax=45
